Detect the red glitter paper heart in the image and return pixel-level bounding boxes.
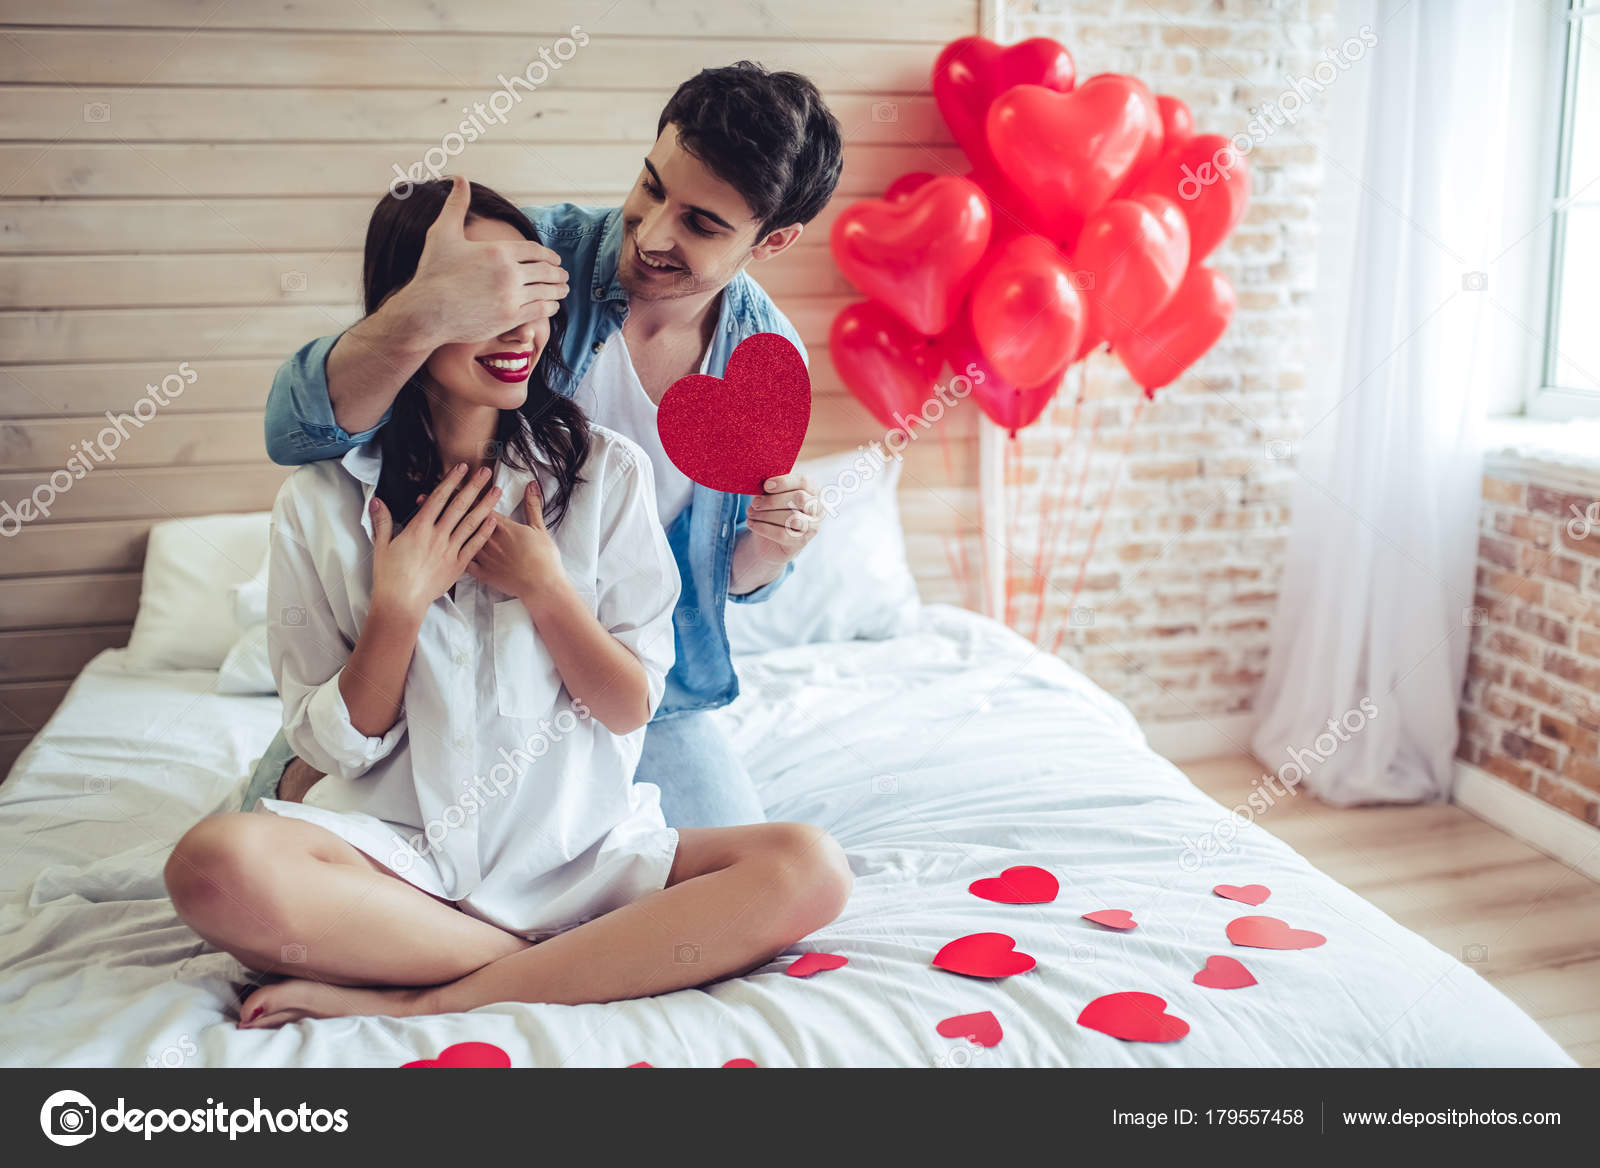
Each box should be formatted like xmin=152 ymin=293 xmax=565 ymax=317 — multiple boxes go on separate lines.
xmin=969 ymin=865 xmax=1058 ymax=904
xmin=932 ymin=932 xmax=1036 ymax=979
xmin=1082 ymin=909 xmax=1138 ymax=930
xmin=936 ymin=1010 xmax=1004 ymax=1048
xmin=1077 ymin=992 xmax=1189 ymax=1043
xmin=786 ymin=952 xmax=848 ymax=978
xmin=656 ymin=332 xmax=811 ymax=496
xmin=1226 ymin=915 xmax=1326 ymax=951
xmin=1213 ymin=883 xmax=1271 ymax=906
xmin=722 ymin=1058 xmax=758 ymax=1068
xmin=400 ymin=1041 xmax=511 ymax=1068
xmin=1192 ymin=955 xmax=1258 ymax=990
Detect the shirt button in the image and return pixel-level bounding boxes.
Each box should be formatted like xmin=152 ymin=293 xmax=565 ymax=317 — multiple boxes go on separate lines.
xmin=453 ymin=651 xmax=468 ymax=667
xmin=592 ymin=340 xmax=604 ymax=354
xmin=592 ymin=286 xmax=604 ymax=299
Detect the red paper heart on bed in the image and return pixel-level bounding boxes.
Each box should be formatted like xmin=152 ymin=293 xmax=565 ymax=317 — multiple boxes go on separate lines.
xmin=722 ymin=1058 xmax=758 ymax=1068
xmin=933 ymin=932 xmax=1036 ymax=978
xmin=1214 ymin=883 xmax=1271 ymax=906
xmin=1193 ymin=954 xmax=1258 ymax=989
xmin=626 ymin=1061 xmax=654 ymax=1068
xmin=936 ymin=1010 xmax=1004 ymax=1047
xmin=1083 ymin=908 xmax=1138 ymax=930
xmin=969 ymin=865 xmax=1058 ymax=904
xmin=1077 ymin=992 xmax=1189 ymax=1043
xmin=656 ymin=331 xmax=811 ymax=496
xmin=786 ymin=952 xmax=848 ymax=978
xmin=1226 ymin=915 xmax=1326 ymax=950
xmin=400 ymin=1041 xmax=511 ymax=1068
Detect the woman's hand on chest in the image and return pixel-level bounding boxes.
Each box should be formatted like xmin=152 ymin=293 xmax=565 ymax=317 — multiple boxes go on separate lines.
xmin=369 ymin=463 xmax=501 ymax=620
xmin=466 ymin=478 xmax=566 ymax=604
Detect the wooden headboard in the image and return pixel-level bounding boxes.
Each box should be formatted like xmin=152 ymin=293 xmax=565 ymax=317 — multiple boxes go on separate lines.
xmin=0 ymin=0 xmax=984 ymax=776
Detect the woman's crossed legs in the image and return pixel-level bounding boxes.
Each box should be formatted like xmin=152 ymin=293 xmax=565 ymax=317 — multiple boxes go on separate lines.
xmin=162 ymin=811 xmax=851 ymax=1029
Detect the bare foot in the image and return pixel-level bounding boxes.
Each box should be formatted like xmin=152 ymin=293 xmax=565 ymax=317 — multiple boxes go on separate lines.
xmin=238 ymin=978 xmax=436 ymax=1028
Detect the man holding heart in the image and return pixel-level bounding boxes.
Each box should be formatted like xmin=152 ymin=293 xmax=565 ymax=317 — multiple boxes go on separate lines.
xmin=248 ymin=63 xmax=843 ymax=830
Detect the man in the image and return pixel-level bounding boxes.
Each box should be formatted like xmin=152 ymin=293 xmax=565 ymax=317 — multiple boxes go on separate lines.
xmin=246 ymin=62 xmax=844 ymax=828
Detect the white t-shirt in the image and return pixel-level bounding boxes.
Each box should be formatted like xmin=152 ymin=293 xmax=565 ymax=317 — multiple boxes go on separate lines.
xmin=257 ymin=425 xmax=684 ymax=939
xmin=570 ymin=331 xmax=699 ymax=528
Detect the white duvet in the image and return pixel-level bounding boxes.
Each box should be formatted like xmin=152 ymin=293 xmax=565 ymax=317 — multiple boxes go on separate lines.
xmin=0 ymin=606 xmax=1572 ymax=1067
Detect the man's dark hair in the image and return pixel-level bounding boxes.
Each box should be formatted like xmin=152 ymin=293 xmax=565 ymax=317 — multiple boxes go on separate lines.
xmin=657 ymin=61 xmax=843 ymax=237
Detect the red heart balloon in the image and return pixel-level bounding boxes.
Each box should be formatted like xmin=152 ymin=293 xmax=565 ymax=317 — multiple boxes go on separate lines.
xmin=1213 ymin=883 xmax=1271 ymax=907
xmin=986 ymin=75 xmax=1157 ymax=240
xmin=933 ymin=932 xmax=1037 ymax=979
xmin=1157 ymin=95 xmax=1195 ymax=150
xmin=1077 ymin=992 xmax=1189 ymax=1043
xmin=940 ymin=314 xmax=1057 ymax=436
xmin=1193 ymin=955 xmax=1258 ymax=990
xmin=968 ymin=864 xmax=1059 ymax=904
xmin=933 ymin=36 xmax=1075 ymax=176
xmin=657 ymin=332 xmax=810 ymax=495
xmin=1073 ymin=193 xmax=1190 ymax=344
xmin=1084 ymin=73 xmax=1163 ymax=197
xmin=1226 ymin=915 xmax=1327 ymax=950
xmin=830 ymin=300 xmax=943 ymax=430
xmin=722 ymin=1058 xmax=758 ymax=1068
xmin=401 ymin=1041 xmax=511 ymax=1069
xmin=885 ymin=171 xmax=935 ymax=203
xmin=1134 ymin=133 xmax=1251 ymax=263
xmin=830 ymin=175 xmax=992 ymax=336
xmin=1082 ymin=908 xmax=1138 ymax=930
xmin=785 ymin=952 xmax=848 ymax=978
xmin=969 ymin=235 xmax=1086 ymax=391
xmin=936 ymin=1010 xmax=1004 ymax=1047
xmin=1114 ymin=265 xmax=1235 ymax=396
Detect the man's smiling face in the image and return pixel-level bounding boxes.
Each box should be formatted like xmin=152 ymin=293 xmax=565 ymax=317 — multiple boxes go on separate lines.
xmin=619 ymin=123 xmax=783 ymax=302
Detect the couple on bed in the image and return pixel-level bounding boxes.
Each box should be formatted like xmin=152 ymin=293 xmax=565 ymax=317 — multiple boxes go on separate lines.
xmin=163 ymin=63 xmax=853 ymax=1028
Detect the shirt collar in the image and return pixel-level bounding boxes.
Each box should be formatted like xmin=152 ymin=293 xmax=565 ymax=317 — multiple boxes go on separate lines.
xmin=339 ymin=438 xmax=536 ymax=543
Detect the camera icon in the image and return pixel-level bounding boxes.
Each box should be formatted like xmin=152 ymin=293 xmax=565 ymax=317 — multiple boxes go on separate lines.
xmin=1068 ymin=606 xmax=1095 ymax=628
xmin=1462 ymin=943 xmax=1489 ymax=963
xmin=83 ymin=102 xmax=111 ymax=123
xmin=1462 ymin=271 xmax=1488 ymax=292
xmin=673 ymin=942 xmax=700 ymax=964
xmin=479 ymin=439 xmax=504 ymax=460
xmin=871 ymin=101 xmax=899 ymax=123
xmin=1069 ymin=271 xmax=1095 ymax=291
xmin=1067 ymin=943 xmax=1097 ymax=963
xmin=84 ymin=774 xmax=111 ymax=795
xmin=870 ymin=773 xmax=899 ymax=795
xmin=1462 ymin=606 xmax=1487 ymax=627
xmin=280 ymin=942 xmax=307 ymax=964
xmin=933 ymin=1037 xmax=987 ymax=1068
xmin=40 ymin=1090 xmax=97 ymax=1146
xmin=281 ymin=606 xmax=306 ymax=627
xmin=674 ymin=269 xmax=697 ymax=291
xmin=280 ymin=271 xmax=308 ymax=293
xmin=680 ymin=606 xmax=700 ymax=625
xmin=1264 ymin=439 xmax=1292 ymax=460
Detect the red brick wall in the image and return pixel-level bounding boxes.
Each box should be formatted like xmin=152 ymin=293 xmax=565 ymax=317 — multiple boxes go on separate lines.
xmin=1458 ymin=470 xmax=1600 ymax=829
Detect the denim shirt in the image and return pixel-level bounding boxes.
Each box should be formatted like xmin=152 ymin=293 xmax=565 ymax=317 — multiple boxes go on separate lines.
xmin=262 ymin=203 xmax=799 ymax=720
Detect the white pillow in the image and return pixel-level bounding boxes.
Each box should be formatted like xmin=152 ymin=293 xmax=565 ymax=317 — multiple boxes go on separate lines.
xmin=725 ymin=449 xmax=921 ymax=654
xmin=217 ymin=622 xmax=275 ymax=694
xmin=126 ymin=513 xmax=271 ymax=671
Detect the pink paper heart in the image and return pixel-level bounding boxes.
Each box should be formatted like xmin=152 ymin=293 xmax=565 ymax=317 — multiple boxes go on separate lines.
xmin=1213 ymin=883 xmax=1271 ymax=906
xmin=1077 ymin=992 xmax=1189 ymax=1043
xmin=933 ymin=932 xmax=1037 ymax=978
xmin=1082 ymin=908 xmax=1138 ymax=930
xmin=1192 ymin=954 xmax=1257 ymax=989
xmin=936 ymin=1010 xmax=1004 ymax=1048
xmin=400 ymin=1041 xmax=511 ymax=1069
xmin=1226 ymin=915 xmax=1326 ymax=950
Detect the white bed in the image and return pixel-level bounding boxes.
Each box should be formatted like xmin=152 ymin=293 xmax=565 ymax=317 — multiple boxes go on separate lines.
xmin=0 ymin=604 xmax=1573 ymax=1068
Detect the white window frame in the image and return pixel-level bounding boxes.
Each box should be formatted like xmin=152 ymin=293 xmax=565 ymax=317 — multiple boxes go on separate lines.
xmin=1527 ymin=0 xmax=1600 ymax=419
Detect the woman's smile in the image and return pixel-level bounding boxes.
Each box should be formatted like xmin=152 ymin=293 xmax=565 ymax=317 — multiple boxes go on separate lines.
xmin=476 ymin=350 xmax=533 ymax=383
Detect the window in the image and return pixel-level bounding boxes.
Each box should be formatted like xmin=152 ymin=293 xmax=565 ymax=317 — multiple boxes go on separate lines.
xmin=1531 ymin=1 xmax=1600 ymax=417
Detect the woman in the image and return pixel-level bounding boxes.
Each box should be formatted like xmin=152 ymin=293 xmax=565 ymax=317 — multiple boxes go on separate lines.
xmin=164 ymin=181 xmax=850 ymax=1027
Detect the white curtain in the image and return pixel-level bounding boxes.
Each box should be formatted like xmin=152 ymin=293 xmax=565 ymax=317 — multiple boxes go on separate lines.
xmin=1250 ymin=0 xmax=1520 ymax=805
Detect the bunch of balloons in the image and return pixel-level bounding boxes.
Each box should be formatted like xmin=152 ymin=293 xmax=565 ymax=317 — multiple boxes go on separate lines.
xmin=829 ymin=36 xmax=1249 ymax=437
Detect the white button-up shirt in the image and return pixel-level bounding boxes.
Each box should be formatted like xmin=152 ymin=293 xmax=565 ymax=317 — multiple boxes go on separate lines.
xmin=258 ymin=424 xmax=682 ymax=938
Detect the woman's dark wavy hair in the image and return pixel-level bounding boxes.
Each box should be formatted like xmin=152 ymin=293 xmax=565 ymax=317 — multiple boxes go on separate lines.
xmin=362 ymin=177 xmax=587 ymax=529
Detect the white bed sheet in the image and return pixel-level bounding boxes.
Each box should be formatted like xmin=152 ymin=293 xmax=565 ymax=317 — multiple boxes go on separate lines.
xmin=0 ymin=605 xmax=1573 ymax=1067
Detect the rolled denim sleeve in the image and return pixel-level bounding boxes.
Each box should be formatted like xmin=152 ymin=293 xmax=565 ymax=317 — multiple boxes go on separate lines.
xmin=264 ymin=335 xmax=389 ymax=466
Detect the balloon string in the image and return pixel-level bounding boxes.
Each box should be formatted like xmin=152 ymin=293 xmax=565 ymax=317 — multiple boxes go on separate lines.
xmin=1028 ymin=361 xmax=1093 ymax=641
xmin=1056 ymin=393 xmax=1147 ymax=654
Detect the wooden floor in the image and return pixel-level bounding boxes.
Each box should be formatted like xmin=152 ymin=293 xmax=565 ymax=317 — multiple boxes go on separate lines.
xmin=1181 ymin=754 xmax=1600 ymax=1067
